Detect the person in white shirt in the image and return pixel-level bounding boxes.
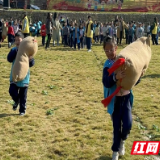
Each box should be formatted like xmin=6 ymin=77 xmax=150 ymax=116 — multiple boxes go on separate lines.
xmin=13 ymin=20 xmax=19 ymax=35
xmin=136 ymin=23 xmax=144 ymax=39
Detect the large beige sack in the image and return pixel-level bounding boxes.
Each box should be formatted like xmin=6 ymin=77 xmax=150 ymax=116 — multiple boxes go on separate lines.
xmin=12 ymin=36 xmax=38 ymax=82
xmin=114 ymin=36 xmax=151 ymax=90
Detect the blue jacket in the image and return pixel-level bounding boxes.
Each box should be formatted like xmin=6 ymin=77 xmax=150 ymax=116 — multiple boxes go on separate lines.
xmin=69 ymin=26 xmax=74 ymax=37
xmin=7 ymin=47 xmax=35 ymax=87
xmin=37 ymin=21 xmax=41 ymax=30
xmin=128 ymin=27 xmax=134 ymax=37
xmin=73 ymin=27 xmax=80 ymax=43
xmin=102 ymin=59 xmax=133 ymax=115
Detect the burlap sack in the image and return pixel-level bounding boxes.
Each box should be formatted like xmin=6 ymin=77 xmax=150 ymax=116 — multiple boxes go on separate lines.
xmin=115 ymin=36 xmax=151 ymax=90
xmin=12 ymin=36 xmax=38 ymax=82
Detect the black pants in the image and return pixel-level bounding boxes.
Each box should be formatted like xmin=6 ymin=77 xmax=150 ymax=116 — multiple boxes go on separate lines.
xmin=64 ymin=35 xmax=68 ymax=46
xmin=0 ymin=32 xmax=2 ymax=42
xmin=100 ymin=35 xmax=104 ymax=44
xmin=112 ymin=93 xmax=132 ymax=152
xmin=37 ymin=29 xmax=39 ymax=37
xmin=70 ymin=35 xmax=73 ymax=47
xmin=95 ymin=36 xmax=99 ymax=43
xmin=86 ymin=37 xmax=91 ymax=50
xmin=46 ymin=34 xmax=52 ymax=49
xmin=24 ymin=33 xmax=30 ymax=38
xmin=128 ymin=35 xmax=133 ymax=44
xmin=42 ymin=36 xmax=45 ymax=46
xmin=9 ymin=83 xmax=28 ymax=113
xmin=125 ymin=34 xmax=128 ymax=44
xmin=80 ymin=37 xmax=84 ymax=48
xmin=120 ymin=31 xmax=123 ymax=44
xmin=8 ymin=34 xmax=14 ymax=43
xmin=74 ymin=38 xmax=80 ymax=49
xmin=152 ymin=34 xmax=158 ymax=45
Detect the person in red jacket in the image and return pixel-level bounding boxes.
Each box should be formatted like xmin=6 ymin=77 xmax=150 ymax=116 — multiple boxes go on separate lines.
xmin=41 ymin=22 xmax=46 ymax=46
xmin=8 ymin=21 xmax=15 ymax=48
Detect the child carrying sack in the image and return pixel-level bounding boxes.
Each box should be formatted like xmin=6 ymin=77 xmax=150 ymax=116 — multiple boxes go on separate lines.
xmin=102 ymin=36 xmax=152 ymax=107
xmin=12 ymin=36 xmax=38 ymax=82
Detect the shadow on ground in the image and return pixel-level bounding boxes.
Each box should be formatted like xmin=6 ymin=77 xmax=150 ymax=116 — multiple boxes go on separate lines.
xmin=0 ymin=114 xmax=19 ymax=118
xmin=142 ymin=74 xmax=160 ymax=79
xmin=95 ymin=155 xmax=111 ymax=160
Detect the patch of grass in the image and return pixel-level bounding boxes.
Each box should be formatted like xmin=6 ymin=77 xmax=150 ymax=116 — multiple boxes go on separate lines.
xmin=0 ymin=36 xmax=159 ymax=160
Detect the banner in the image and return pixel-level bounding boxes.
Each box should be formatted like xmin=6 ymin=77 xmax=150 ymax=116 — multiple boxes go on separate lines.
xmin=47 ymin=0 xmax=160 ymax=12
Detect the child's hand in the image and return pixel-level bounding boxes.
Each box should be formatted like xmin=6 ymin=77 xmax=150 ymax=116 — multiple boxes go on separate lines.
xmin=29 ymin=56 xmax=33 ymax=60
xmin=115 ymin=70 xmax=125 ymax=80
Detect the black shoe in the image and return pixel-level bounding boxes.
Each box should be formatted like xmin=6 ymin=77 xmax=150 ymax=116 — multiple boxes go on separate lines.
xmin=13 ymin=102 xmax=19 ymax=111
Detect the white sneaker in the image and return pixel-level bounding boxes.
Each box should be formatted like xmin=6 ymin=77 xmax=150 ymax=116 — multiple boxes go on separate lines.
xmin=88 ymin=49 xmax=91 ymax=52
xmin=112 ymin=152 xmax=119 ymax=160
xmin=119 ymin=140 xmax=125 ymax=156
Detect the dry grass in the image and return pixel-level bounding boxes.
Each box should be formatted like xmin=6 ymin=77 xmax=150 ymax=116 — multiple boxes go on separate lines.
xmin=0 ymin=37 xmax=159 ymax=160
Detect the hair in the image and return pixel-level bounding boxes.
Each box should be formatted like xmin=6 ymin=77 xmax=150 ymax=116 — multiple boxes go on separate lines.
xmin=53 ymin=12 xmax=57 ymax=21
xmin=8 ymin=22 xmax=11 ymax=26
xmin=154 ymin=17 xmax=158 ymax=25
xmin=103 ymin=36 xmax=117 ymax=50
xmin=88 ymin=16 xmax=91 ymax=19
xmin=23 ymin=12 xmax=26 ymax=16
xmin=15 ymin=32 xmax=24 ymax=39
xmin=47 ymin=13 xmax=52 ymax=20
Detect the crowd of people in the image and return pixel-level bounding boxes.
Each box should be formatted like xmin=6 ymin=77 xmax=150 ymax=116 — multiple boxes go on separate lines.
xmin=0 ymin=13 xmax=30 ymax=48
xmin=0 ymin=13 xmax=159 ymax=50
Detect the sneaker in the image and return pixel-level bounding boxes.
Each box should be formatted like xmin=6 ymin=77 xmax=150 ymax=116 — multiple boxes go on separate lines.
xmin=13 ymin=102 xmax=19 ymax=111
xmin=8 ymin=42 xmax=11 ymax=48
xmin=88 ymin=49 xmax=92 ymax=52
xmin=119 ymin=140 xmax=125 ymax=156
xmin=112 ymin=152 xmax=119 ymax=160
xmin=19 ymin=112 xmax=25 ymax=116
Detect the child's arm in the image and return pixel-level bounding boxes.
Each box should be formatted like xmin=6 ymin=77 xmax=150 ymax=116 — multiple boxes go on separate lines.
xmin=103 ymin=67 xmax=117 ymax=88
xmin=29 ymin=58 xmax=35 ymax=68
xmin=7 ymin=48 xmax=17 ymax=63
xmin=103 ymin=67 xmax=125 ymax=88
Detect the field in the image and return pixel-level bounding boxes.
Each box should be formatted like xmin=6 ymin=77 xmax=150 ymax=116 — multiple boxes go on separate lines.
xmin=0 ymin=37 xmax=160 ymax=160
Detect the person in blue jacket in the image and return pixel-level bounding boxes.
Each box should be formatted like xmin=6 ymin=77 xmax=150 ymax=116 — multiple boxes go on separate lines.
xmin=7 ymin=32 xmax=35 ymax=116
xmin=128 ymin=22 xmax=134 ymax=44
xmin=102 ymin=36 xmax=140 ymax=160
xmin=73 ymin=23 xmax=80 ymax=50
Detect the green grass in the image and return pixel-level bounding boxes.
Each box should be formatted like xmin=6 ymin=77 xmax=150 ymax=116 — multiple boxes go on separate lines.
xmin=0 ymin=37 xmax=159 ymax=160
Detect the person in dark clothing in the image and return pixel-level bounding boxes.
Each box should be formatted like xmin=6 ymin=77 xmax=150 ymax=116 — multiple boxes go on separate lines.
xmin=7 ymin=32 xmax=35 ymax=116
xmin=62 ymin=22 xmax=69 ymax=47
xmin=45 ymin=13 xmax=53 ymax=50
